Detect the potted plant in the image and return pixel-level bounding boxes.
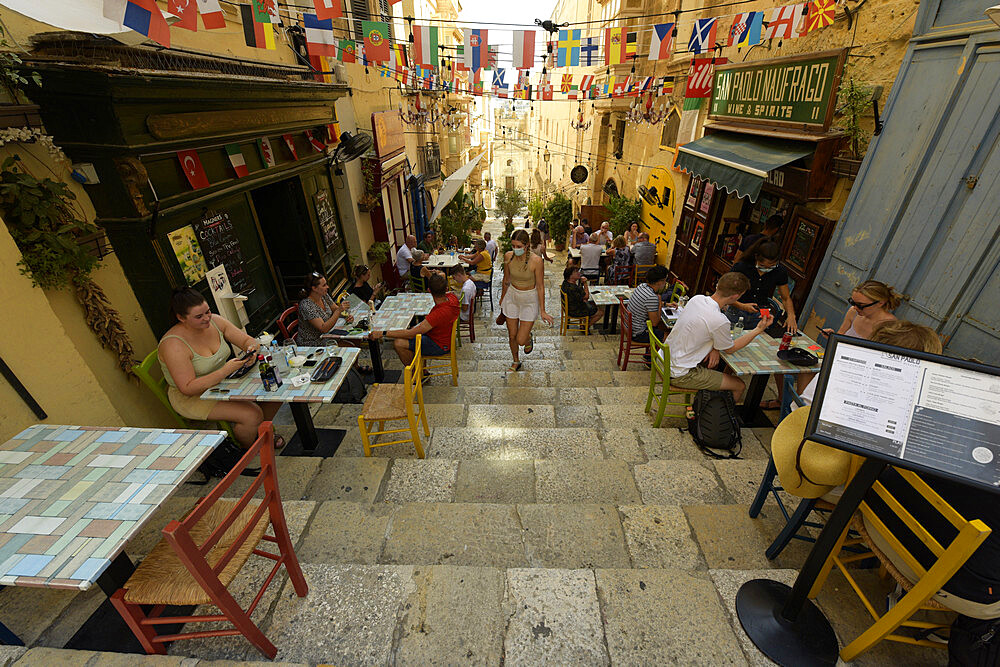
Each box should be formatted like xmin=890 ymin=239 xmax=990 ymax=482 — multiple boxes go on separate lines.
xmin=544 ymin=192 xmax=573 ymax=251
xmin=438 ymin=188 xmax=479 ymax=249
xmin=493 ymin=186 xmax=526 ymax=252
xmin=604 ymin=195 xmax=642 ymax=237
xmin=366 ymin=241 xmax=390 ymax=265
xmin=832 ymin=78 xmax=875 ymax=180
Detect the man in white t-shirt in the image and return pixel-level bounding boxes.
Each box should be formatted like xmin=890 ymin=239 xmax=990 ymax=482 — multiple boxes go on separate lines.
xmin=666 ymin=272 xmax=772 ymax=400
xmin=451 ymin=265 xmax=478 ymax=323
xmin=579 ymin=233 xmax=604 ymax=280
xmin=596 ymin=221 xmax=613 ymax=246
xmin=396 ymin=235 xmax=417 ymax=278
xmin=484 ymin=232 xmax=498 ymax=260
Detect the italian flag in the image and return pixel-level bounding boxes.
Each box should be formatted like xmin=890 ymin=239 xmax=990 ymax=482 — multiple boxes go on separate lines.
xmin=225 ymin=144 xmax=249 ymax=177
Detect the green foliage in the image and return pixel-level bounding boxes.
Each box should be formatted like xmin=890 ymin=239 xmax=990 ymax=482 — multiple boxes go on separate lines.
xmin=499 ymin=217 xmax=515 ymax=253
xmin=493 ymin=187 xmax=526 ymax=225
xmin=365 ymin=241 xmax=390 ymax=265
xmin=604 ymin=195 xmax=642 ymax=238
xmin=0 ymin=24 xmax=41 ymax=103
xmin=437 ymin=188 xmax=478 ymax=248
xmin=527 ymin=193 xmax=545 ymax=221
xmin=837 ymin=78 xmax=874 ymax=158
xmin=0 ymin=155 xmax=97 ymax=289
xmin=543 ymin=193 xmax=573 ymax=247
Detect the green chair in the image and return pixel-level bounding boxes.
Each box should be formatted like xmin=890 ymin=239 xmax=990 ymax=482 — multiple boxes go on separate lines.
xmin=134 ymin=349 xmax=235 ymax=439
xmin=668 ymin=281 xmax=688 ymax=303
xmin=409 ymin=272 xmax=427 ymax=292
xmin=644 ymin=322 xmax=693 ymax=427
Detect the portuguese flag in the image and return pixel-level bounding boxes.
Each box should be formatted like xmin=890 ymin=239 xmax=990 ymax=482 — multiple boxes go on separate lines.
xmin=240 ymin=4 xmax=275 ymax=49
xmin=362 ymin=20 xmax=390 ymax=62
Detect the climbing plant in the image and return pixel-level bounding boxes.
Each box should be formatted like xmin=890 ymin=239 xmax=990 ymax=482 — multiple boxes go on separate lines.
xmin=0 ymin=155 xmax=135 ymax=375
xmin=604 ymin=195 xmax=642 ymax=238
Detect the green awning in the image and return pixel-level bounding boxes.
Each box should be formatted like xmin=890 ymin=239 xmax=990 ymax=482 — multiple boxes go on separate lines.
xmin=676 ymin=133 xmax=813 ymax=202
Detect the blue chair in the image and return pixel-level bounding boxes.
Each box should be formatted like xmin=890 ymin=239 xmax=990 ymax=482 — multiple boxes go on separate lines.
xmin=474 ymin=265 xmax=495 ymax=312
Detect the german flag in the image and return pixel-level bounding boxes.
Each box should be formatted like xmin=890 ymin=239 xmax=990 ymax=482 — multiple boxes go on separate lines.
xmin=240 ymin=4 xmax=275 ymax=50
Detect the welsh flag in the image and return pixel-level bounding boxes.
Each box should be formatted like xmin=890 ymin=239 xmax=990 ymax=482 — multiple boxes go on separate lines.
xmin=257 ymin=137 xmax=276 ymax=168
xmin=225 ymin=144 xmax=249 ymax=178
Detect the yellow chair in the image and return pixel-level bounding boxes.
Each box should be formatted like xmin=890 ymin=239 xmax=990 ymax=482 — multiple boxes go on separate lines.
xmin=644 ymin=322 xmax=693 ymax=427
xmin=134 ymin=349 xmax=235 ymax=439
xmin=422 ymin=319 xmax=459 ymax=386
xmin=560 ymin=289 xmax=590 ymax=336
xmin=809 ymin=466 xmax=992 ymax=661
xmin=357 ymin=335 xmax=430 ymax=458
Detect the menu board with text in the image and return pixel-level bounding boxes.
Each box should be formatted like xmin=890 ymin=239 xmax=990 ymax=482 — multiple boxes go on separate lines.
xmin=191 ymin=209 xmax=251 ymax=294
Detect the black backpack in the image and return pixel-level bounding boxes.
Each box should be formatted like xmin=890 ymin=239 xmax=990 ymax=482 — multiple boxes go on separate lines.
xmin=334 ymin=367 xmax=367 ymax=403
xmin=687 ymin=389 xmax=742 ymax=458
xmin=949 ymin=615 xmax=1000 ymax=666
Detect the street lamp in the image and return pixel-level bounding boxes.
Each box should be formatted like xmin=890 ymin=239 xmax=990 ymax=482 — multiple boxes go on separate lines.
xmin=543 ymin=148 xmax=551 ymax=194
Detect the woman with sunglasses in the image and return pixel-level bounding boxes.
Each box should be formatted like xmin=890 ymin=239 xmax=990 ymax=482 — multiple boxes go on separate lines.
xmin=296 ymin=272 xmax=353 ymax=347
xmin=347 ymin=265 xmax=384 ymax=305
xmin=821 ymin=280 xmax=901 ymax=340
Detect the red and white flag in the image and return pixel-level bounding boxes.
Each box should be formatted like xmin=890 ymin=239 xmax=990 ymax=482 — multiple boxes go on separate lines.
xmin=313 ymin=0 xmax=341 ymax=19
xmin=282 ymin=134 xmax=299 ymax=160
xmin=685 ymin=57 xmax=726 ymax=98
xmin=257 ymin=137 xmax=276 ymax=167
xmin=512 ymin=30 xmax=535 ymax=69
xmin=326 ymin=122 xmax=341 ymax=143
xmin=765 ymin=4 xmax=805 ymax=40
xmin=176 ymin=149 xmax=210 ymax=189
xmin=579 ymin=74 xmax=594 ymax=98
xmin=412 ymin=25 xmax=438 ymax=67
xmin=168 ymin=0 xmax=197 ymax=31
xmin=305 ymin=130 xmax=326 ymax=152
xmin=196 ymin=0 xmax=226 ymax=29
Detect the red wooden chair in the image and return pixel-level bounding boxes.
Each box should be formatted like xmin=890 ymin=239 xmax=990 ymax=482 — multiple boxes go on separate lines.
xmin=617 ymin=296 xmax=651 ymax=370
xmin=459 ymin=286 xmax=476 ymax=343
xmin=110 ymin=423 xmax=308 ymax=659
xmin=610 ymin=264 xmax=636 ymax=287
xmin=276 ymin=305 xmax=299 ymax=342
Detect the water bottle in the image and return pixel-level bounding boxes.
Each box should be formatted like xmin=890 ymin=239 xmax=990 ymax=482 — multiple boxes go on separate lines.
xmin=733 ymin=317 xmax=745 ymax=338
xmin=266 ymin=352 xmax=283 ymax=387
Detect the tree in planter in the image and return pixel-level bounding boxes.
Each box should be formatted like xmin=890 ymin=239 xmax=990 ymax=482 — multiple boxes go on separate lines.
xmin=0 ymin=155 xmax=135 ymax=375
xmin=366 ymin=241 xmax=390 ymax=265
xmin=437 ymin=188 xmax=479 ymax=249
xmin=493 ymin=187 xmax=526 ymax=252
xmin=604 ymin=195 xmax=642 ymax=238
xmin=527 ymin=193 xmax=545 ymax=222
xmin=543 ymin=192 xmax=573 ymax=250
xmin=837 ymin=78 xmax=875 ymax=159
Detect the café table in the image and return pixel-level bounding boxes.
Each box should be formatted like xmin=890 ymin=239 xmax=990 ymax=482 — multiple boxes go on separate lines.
xmin=322 ymin=293 xmax=435 ymax=383
xmin=588 ymin=285 xmax=632 ymax=333
xmin=202 ymin=346 xmax=360 ymax=457
xmin=423 ymin=254 xmax=461 ymax=270
xmin=721 ymin=331 xmax=823 ymax=427
xmin=0 ymin=424 xmax=225 ymax=645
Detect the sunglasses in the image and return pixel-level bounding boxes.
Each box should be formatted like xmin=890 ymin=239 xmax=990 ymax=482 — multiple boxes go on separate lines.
xmin=848 ymin=297 xmax=878 ymax=310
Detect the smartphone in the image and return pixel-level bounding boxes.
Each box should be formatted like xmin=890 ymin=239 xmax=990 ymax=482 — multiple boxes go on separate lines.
xmin=304 ymin=359 xmax=318 ymax=367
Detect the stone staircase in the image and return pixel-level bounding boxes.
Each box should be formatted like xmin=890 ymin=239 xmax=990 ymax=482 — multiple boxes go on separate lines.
xmin=2 ymin=226 xmax=943 ymax=666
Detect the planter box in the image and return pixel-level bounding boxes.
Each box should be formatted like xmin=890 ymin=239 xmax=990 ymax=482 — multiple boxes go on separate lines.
xmin=831 ymin=155 xmax=862 ymax=180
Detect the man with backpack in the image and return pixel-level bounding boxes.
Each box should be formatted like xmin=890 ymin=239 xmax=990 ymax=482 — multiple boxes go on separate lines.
xmin=666 ymin=272 xmax=773 ymax=401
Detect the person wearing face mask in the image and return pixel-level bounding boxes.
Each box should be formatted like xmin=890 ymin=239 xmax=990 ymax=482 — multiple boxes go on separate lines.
xmin=730 ymin=238 xmax=797 ymax=336
xmin=498 ymin=229 xmax=554 ymax=371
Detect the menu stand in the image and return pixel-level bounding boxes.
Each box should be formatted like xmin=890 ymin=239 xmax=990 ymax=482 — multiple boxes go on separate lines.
xmin=737 ymin=458 xmax=885 ymax=665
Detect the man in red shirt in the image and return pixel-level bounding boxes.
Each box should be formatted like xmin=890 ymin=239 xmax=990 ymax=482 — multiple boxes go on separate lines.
xmin=370 ymin=272 xmax=459 ymax=366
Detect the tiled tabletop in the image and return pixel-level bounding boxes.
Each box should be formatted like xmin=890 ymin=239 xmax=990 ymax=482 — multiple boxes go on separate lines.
xmin=203 ymin=346 xmax=360 ymax=403
xmin=723 ymin=332 xmax=823 ymax=377
xmin=423 ymin=254 xmax=461 ymax=269
xmin=568 ymin=247 xmax=610 ymax=259
xmin=369 ymin=293 xmax=435 ymax=332
xmin=0 ymin=425 xmax=223 ymax=590
xmin=589 ymin=285 xmax=632 ymax=307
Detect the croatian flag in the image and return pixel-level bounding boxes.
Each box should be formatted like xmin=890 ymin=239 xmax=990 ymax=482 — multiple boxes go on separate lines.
xmin=413 ymin=25 xmax=438 ymax=67
xmin=728 ymin=12 xmax=763 ymax=47
xmin=464 ymin=28 xmax=488 ymax=72
xmin=304 ymin=14 xmax=337 ymax=58
xmin=103 ymin=0 xmax=171 ymax=47
xmin=580 ymin=36 xmax=599 ymax=66
xmin=647 ymin=23 xmax=674 ymax=60
xmin=512 ymin=30 xmax=535 ymax=69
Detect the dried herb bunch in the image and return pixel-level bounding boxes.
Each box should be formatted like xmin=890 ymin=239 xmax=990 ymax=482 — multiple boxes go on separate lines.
xmin=0 ymin=155 xmax=135 ymax=375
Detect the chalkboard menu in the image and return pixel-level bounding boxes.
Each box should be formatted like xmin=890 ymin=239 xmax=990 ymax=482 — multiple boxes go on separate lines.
xmin=314 ymin=190 xmax=340 ymax=251
xmin=192 ymin=209 xmax=251 ymax=294
xmin=786 ymin=216 xmax=819 ymax=274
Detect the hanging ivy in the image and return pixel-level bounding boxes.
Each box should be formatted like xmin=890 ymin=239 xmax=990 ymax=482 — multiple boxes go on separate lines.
xmin=0 ymin=155 xmax=136 ymax=375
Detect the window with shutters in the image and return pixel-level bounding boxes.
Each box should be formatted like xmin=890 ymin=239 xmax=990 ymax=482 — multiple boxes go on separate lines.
xmin=659 ymin=106 xmax=681 ymax=149
xmin=349 ymin=0 xmax=369 ymax=42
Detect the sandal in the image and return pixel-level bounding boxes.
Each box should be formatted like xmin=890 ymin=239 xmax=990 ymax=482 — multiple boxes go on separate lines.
xmin=508 ymin=361 xmax=522 ymax=372
xmin=523 ymin=336 xmax=534 ymax=354
xmin=759 ymin=399 xmax=781 ymax=410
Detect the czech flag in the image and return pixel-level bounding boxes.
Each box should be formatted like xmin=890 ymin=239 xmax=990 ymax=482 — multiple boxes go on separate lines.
xmin=103 ymin=0 xmax=171 ymax=47
xmin=647 ymin=23 xmax=674 ymax=61
xmin=464 ymin=28 xmax=488 ymax=72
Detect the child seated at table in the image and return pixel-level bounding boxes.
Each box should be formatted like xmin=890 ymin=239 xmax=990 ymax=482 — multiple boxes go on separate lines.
xmin=665 ymin=272 xmax=773 ymax=401
xmin=451 ymin=265 xmax=478 ymax=323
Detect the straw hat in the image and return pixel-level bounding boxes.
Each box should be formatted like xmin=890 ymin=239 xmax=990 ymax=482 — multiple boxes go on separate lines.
xmin=771 ymin=406 xmax=853 ymax=499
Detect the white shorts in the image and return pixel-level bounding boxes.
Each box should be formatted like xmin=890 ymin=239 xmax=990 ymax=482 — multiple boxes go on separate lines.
xmin=501 ymin=286 xmax=539 ymax=322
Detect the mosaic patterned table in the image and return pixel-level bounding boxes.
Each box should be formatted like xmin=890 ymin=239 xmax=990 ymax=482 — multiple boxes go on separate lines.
xmin=568 ymin=247 xmax=611 ymax=260
xmin=0 ymin=425 xmax=223 ymax=591
xmin=722 ymin=331 xmax=823 ymax=427
xmin=423 ymin=254 xmax=461 ymax=269
xmin=588 ymin=285 xmax=633 ymax=307
xmin=203 ymin=346 xmax=360 ymax=456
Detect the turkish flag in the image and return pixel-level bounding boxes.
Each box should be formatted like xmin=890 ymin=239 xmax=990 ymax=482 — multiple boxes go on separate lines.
xmin=177 ymin=150 xmax=210 ymax=189
xmin=168 ymin=0 xmax=198 ymax=31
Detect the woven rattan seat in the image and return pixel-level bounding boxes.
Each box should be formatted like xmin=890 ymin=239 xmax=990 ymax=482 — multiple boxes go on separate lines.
xmin=361 ymin=383 xmax=406 ymax=421
xmin=852 ymin=515 xmax=948 ymax=610
xmin=123 ymin=499 xmax=269 ymax=606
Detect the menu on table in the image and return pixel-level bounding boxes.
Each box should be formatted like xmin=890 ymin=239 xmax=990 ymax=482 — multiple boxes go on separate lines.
xmin=808 ymin=337 xmax=1000 ymax=492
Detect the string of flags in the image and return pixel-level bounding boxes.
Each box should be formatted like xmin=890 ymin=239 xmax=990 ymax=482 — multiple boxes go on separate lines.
xmin=103 ymin=0 xmax=839 ymax=75
xmin=178 ymin=125 xmax=340 ymax=190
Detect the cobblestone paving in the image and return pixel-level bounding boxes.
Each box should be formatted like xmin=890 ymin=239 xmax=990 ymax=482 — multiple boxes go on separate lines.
xmin=0 ymin=220 xmax=946 ymax=666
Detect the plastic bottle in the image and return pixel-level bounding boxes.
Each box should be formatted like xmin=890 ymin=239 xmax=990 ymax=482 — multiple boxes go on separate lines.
xmin=733 ymin=317 xmax=745 ymax=338
xmin=266 ymin=352 xmax=283 ymax=387
xmin=258 ymin=354 xmax=274 ymax=392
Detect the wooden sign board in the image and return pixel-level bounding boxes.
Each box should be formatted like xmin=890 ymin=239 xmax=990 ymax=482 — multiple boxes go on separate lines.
xmin=372 ymin=110 xmax=405 ymax=160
